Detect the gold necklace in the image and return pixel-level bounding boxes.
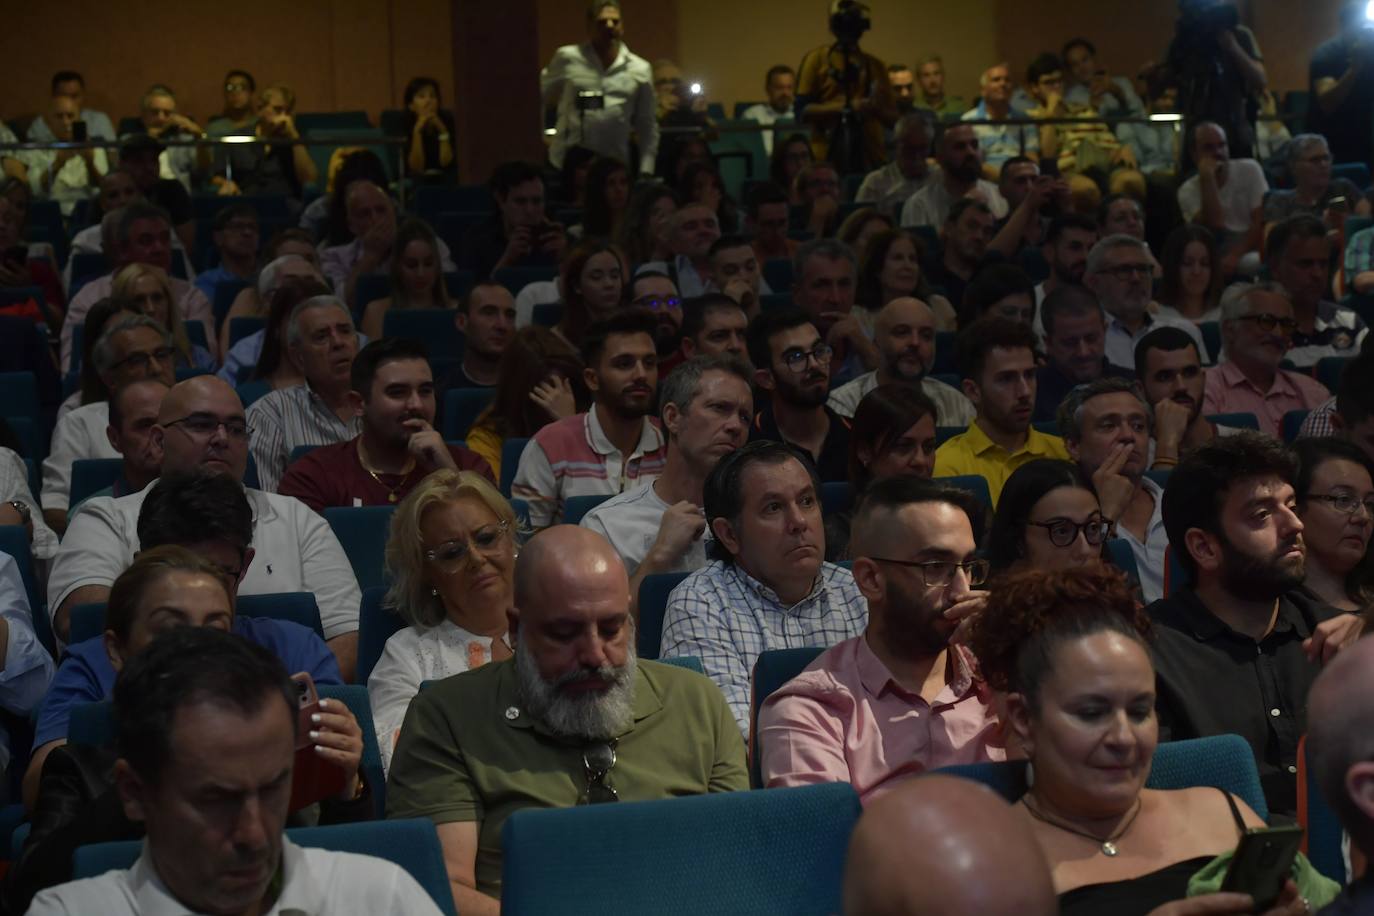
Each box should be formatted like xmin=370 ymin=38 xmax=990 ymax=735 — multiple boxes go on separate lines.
xmin=356 ymin=439 xmax=416 ymax=503
xmin=1021 ymin=795 xmax=1143 ymax=857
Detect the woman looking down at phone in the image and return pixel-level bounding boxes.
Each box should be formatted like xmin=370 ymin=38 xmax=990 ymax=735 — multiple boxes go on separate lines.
xmin=968 ymin=566 xmax=1323 ymax=916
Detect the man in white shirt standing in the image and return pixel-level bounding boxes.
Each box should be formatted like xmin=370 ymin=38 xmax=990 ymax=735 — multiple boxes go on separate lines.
xmin=541 ymin=0 xmax=659 ymax=176
xmin=28 ymin=627 xmax=440 ymax=916
xmin=582 ymin=354 xmax=753 ymax=602
xmin=739 ymin=65 xmax=796 ymax=156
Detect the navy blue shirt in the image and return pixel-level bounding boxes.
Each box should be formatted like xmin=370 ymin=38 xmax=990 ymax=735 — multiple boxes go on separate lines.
xmin=1309 ymin=35 xmax=1374 ymax=169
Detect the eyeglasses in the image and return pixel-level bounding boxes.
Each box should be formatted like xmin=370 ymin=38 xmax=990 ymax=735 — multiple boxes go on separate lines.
xmin=163 ymin=415 xmax=253 ymax=441
xmin=1028 ymin=517 xmax=1112 ymax=547
xmin=1238 ymin=313 xmax=1298 ymax=334
xmin=225 ymin=82 xmax=251 ymax=92
xmin=578 ymin=740 xmax=619 ymax=805
xmin=1305 ymin=492 xmax=1374 ymax=518
xmin=781 ymin=344 xmax=833 ymax=374
xmin=423 ymin=520 xmax=511 ymax=571
xmin=868 ymin=557 xmax=990 ymax=588
xmin=1101 ymin=263 xmax=1152 ymax=280
xmin=631 ymin=295 xmax=682 ymax=312
xmin=111 ymin=346 xmax=176 ymax=373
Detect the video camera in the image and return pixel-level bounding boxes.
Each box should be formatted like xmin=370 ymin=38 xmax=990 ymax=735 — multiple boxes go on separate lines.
xmin=1177 ymin=0 xmax=1238 ymax=35
xmin=829 ymin=0 xmax=871 ymax=47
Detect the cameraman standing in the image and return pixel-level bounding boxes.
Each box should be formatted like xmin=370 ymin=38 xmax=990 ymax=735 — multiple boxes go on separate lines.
xmin=1309 ymin=1 xmax=1374 ymax=168
xmin=1162 ymin=0 xmax=1266 ymax=163
xmin=796 ymin=0 xmax=898 ymax=175
xmin=541 ymin=0 xmax=659 ymax=177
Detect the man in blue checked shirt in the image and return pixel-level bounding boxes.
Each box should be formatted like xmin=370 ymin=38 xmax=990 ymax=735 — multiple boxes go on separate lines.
xmin=660 ymin=440 xmax=868 ymax=734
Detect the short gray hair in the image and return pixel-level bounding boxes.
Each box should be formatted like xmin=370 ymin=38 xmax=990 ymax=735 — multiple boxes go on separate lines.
xmin=1286 ymin=133 xmax=1329 ymax=168
xmin=792 ymin=237 xmax=857 ymax=285
xmin=1055 ymin=376 xmax=1152 ymax=444
xmin=93 ymin=314 xmax=172 ymax=373
xmin=286 ymin=295 xmax=353 ymax=348
xmin=1220 ymin=281 xmax=1289 ymax=322
xmin=115 ymin=202 xmax=172 ymax=251
xmin=658 ymin=355 xmax=753 ymax=430
xmin=1085 ymin=233 xmax=1149 ymax=277
xmin=257 ymin=253 xmax=311 ymax=300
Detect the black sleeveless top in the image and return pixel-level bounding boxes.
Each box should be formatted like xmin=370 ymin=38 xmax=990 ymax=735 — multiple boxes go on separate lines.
xmin=1058 ymin=789 xmax=1248 ymax=916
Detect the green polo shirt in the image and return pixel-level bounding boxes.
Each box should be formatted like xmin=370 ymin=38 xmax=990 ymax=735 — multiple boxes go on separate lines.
xmin=385 ymin=658 xmax=749 ymax=899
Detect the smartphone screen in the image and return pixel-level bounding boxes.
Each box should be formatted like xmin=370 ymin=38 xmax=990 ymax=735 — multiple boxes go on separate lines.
xmin=72 ymin=121 xmax=88 ymax=143
xmin=1219 ymin=824 xmax=1304 ymax=911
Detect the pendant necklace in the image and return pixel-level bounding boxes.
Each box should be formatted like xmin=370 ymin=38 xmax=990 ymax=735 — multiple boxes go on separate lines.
xmin=357 ymin=440 xmax=415 ymax=503
xmin=1021 ymin=795 xmax=1143 ymax=857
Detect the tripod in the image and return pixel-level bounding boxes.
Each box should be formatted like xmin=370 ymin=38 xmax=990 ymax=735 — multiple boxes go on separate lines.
xmin=826 ymin=40 xmax=868 ymax=175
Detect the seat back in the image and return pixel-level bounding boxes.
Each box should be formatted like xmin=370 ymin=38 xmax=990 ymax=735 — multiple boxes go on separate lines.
xmin=750 ymin=647 xmax=825 ymax=787
xmin=236 ymin=379 xmax=272 ymax=408
xmin=69 ymin=593 xmax=324 ymax=644
xmin=500 ymin=437 xmax=529 ymax=497
xmin=500 ymin=782 xmax=861 ymax=916
xmin=69 ymin=458 xmax=124 ymax=511
xmin=819 ymin=480 xmax=853 ymax=516
xmin=492 ymin=265 xmax=558 ymax=296
xmin=1104 ymin=538 xmax=1140 ymax=581
xmin=1281 ymin=409 xmax=1310 ymax=443
xmin=0 ymin=526 xmax=50 ymax=656
xmin=357 ymin=585 xmax=405 ymax=685
xmin=228 ymin=316 xmax=265 ymax=348
xmin=442 ymin=387 xmax=496 ymax=440
xmin=636 ymin=571 xmax=690 ymax=660
xmin=317 ymin=684 xmax=387 ymax=819
xmin=1298 ymin=735 xmax=1346 ymax=883
xmin=935 ymin=474 xmax=992 ymax=510
xmin=563 ymin=493 xmax=610 ymax=526
xmin=1316 ymin=356 xmax=1351 ymax=392
xmin=1163 ymin=543 xmax=1192 ymax=597
xmin=323 ymin=506 xmax=396 ymax=593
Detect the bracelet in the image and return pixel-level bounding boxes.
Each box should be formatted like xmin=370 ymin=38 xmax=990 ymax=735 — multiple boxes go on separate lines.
xmin=1152 ymin=457 xmax=1178 ymax=468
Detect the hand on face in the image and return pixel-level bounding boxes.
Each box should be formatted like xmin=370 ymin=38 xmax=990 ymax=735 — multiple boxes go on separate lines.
xmin=404 ymin=419 xmax=456 ymax=470
xmin=1091 ymin=441 xmax=1138 ymax=521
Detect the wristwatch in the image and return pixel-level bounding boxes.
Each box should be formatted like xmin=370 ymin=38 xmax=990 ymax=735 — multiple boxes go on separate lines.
xmin=5 ymin=500 xmax=31 ymax=525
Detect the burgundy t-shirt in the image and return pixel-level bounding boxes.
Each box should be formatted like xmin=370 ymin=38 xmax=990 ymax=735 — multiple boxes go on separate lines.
xmin=277 ymin=437 xmax=494 ymax=512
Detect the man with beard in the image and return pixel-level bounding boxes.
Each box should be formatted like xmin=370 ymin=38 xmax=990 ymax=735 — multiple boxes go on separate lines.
xmin=899 ymin=124 xmax=1007 ymax=230
xmin=1152 ymin=432 xmax=1362 ymax=817
xmin=1265 ymin=215 xmax=1367 ymax=369
xmin=934 ymin=318 xmax=1070 ymax=507
xmin=247 ymin=296 xmax=362 ymax=494
xmin=758 ymin=476 xmax=1002 ymax=801
xmin=661 ymin=441 xmax=868 ymax=734
xmin=679 ymin=294 xmax=748 ymax=363
xmin=1033 ymin=285 xmax=1130 ymax=422
xmin=439 ymin=283 xmax=515 ymax=395
xmin=628 ymin=271 xmax=686 ymax=373
xmin=1204 ymin=283 xmax=1330 ymax=438
xmin=926 ymin=199 xmax=996 ymax=314
xmin=1085 ymin=234 xmax=1207 ymax=373
xmin=1032 ymin=213 xmax=1096 ymax=310
xmin=747 ymin=308 xmax=851 ymax=482
xmin=514 ymin=311 xmax=668 ymax=529
xmin=1057 ymin=378 xmax=1168 ymax=601
xmin=827 ymin=297 xmax=974 ymax=426
xmin=279 ymin=339 xmax=492 ymax=512
xmin=740 ymin=65 xmax=797 ymax=157
xmin=791 ymin=238 xmax=872 ymax=385
xmin=387 ymin=525 xmax=747 ymax=912
xmin=1134 ymin=327 xmax=1240 ymax=464
xmin=707 ymin=235 xmax=771 ymax=317
xmin=582 ymin=356 xmax=752 ymax=602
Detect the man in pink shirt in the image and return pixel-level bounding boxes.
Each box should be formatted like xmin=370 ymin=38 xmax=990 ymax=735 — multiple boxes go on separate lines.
xmin=757 ymin=475 xmax=1004 ymax=803
xmin=1204 ymin=282 xmax=1330 ymax=438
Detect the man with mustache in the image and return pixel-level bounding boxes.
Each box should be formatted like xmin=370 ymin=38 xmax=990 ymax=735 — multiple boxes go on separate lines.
xmin=899 ymin=124 xmax=1007 ymax=230
xmin=1084 ymin=234 xmax=1207 ymax=373
xmin=758 ymin=476 xmax=1002 ymax=801
xmin=513 ymin=311 xmax=668 ymax=529
xmin=1152 ymin=432 xmax=1363 ymax=817
xmin=1032 ymin=213 xmax=1097 ymax=312
xmin=1134 ymin=326 xmax=1241 ymax=465
xmin=934 ymin=318 xmax=1070 ymax=507
xmin=582 ymin=355 xmax=752 ymax=604
xmin=1033 ymin=285 xmax=1130 ymax=423
xmin=1057 ymin=378 xmax=1168 ymax=602
xmin=661 ymin=441 xmax=868 ymax=734
xmin=1203 ymin=283 xmax=1330 ymax=438
xmin=278 ymin=338 xmax=492 ymax=512
xmin=827 ymin=297 xmax=974 ymax=426
xmin=246 ymin=296 xmax=362 ymax=494
xmin=747 ymin=308 xmax=851 ymax=483
xmin=387 ymin=525 xmax=747 ymax=913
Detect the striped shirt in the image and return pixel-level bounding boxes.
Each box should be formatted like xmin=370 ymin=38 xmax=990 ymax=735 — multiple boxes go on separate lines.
xmin=511 ymin=408 xmax=667 ymax=529
xmin=1297 ymin=396 xmax=1337 ymax=439
xmin=246 ymin=383 xmax=361 ymax=493
xmin=1 ymin=447 xmax=57 ymax=560
xmin=660 ymin=559 xmax=868 ymax=736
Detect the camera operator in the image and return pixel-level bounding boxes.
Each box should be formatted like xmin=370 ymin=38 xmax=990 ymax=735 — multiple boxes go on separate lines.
xmin=1161 ymin=0 xmax=1267 ymax=164
xmin=1309 ymin=0 xmax=1374 ymax=168
xmin=796 ymin=0 xmax=898 ymax=175
xmin=541 ymin=0 xmax=659 ymax=177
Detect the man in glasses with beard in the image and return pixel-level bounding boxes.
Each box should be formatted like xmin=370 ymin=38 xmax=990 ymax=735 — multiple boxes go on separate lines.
xmin=386 ymin=525 xmax=747 ymax=915
xmin=758 ymin=476 xmax=1002 ymax=801
xmin=746 ymin=308 xmax=851 ymax=483
xmin=1152 ymin=431 xmax=1364 ymax=818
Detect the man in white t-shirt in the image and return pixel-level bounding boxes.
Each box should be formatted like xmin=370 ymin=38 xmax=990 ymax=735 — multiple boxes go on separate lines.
xmin=739 ymin=65 xmax=796 ymax=156
xmin=1176 ymin=121 xmax=1267 ymax=276
xmin=581 ymin=355 xmax=752 ymax=604
xmin=900 ymin=123 xmax=1007 ymax=229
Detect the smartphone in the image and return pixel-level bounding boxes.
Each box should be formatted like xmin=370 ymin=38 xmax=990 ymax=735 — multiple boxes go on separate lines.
xmin=1039 ymin=156 xmax=1061 ymax=178
xmin=288 ymin=672 xmax=348 ymax=812
xmin=72 ymin=121 xmax=87 ymax=143
xmin=1219 ymin=824 xmax=1304 ymax=911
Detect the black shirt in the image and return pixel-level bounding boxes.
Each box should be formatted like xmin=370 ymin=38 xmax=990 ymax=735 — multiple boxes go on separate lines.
xmin=145 ymin=179 xmax=192 ymax=227
xmin=751 ymin=401 xmax=851 ymax=483
xmin=1309 ymin=35 xmax=1374 ymax=168
xmin=457 ymin=216 xmax=559 ymax=283
xmin=1148 ymin=587 xmax=1341 ymax=817
xmin=1034 ymin=359 xmax=1135 ymax=423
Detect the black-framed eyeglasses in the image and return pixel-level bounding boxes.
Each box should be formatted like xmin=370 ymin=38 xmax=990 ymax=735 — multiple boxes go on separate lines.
xmin=423 ymin=520 xmax=511 ymax=571
xmin=1238 ymin=312 xmax=1297 ymax=333
xmin=1305 ymin=492 xmax=1374 ymax=518
xmin=578 ymin=740 xmax=619 ymax=805
xmin=163 ymin=415 xmax=252 ymax=441
xmin=1028 ymin=517 xmax=1112 ymax=547
xmin=1101 ymin=263 xmax=1152 ymax=280
xmin=868 ymin=557 xmax=990 ymax=588
xmin=111 ymin=346 xmax=176 ymax=373
xmin=631 ymin=295 xmax=682 ymax=312
xmin=782 ymin=344 xmax=833 ymax=374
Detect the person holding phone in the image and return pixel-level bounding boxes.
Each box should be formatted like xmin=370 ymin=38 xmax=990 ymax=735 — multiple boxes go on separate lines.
xmin=25 ymin=94 xmax=106 ymax=217
xmin=969 ymin=565 xmax=1327 ymax=915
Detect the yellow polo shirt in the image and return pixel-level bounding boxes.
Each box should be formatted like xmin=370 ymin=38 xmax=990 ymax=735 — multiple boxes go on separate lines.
xmin=933 ymin=422 xmax=1071 ymax=507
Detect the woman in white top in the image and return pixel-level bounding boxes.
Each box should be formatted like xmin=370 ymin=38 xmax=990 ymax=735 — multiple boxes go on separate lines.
xmin=368 ymin=469 xmax=517 ymax=771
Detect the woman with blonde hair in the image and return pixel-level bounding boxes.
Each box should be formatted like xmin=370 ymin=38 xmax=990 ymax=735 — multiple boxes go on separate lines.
xmin=110 ymin=262 xmax=216 ymax=369
xmin=368 ymin=469 xmax=518 ymax=770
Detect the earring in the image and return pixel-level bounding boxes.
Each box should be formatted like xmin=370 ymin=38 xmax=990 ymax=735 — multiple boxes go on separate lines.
xmin=512 ymin=548 xmax=520 ymax=560
xmin=431 ymin=588 xmax=439 ymax=597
